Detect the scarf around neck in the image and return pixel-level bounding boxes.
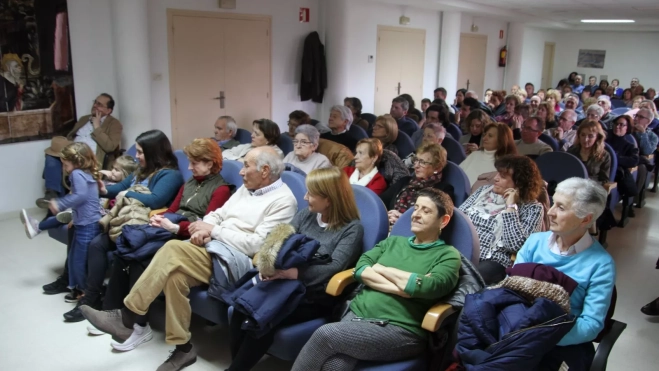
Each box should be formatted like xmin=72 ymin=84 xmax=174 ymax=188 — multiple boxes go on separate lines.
xmin=394 ymin=172 xmax=443 ymax=213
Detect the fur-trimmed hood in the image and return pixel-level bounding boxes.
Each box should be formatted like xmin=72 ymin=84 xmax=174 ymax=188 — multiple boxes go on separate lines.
xmin=490 ymin=276 xmax=572 ymax=313
xmin=255 ymin=224 xmax=296 ymax=276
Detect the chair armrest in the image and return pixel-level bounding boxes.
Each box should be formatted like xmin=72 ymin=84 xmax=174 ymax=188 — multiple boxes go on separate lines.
xmin=149 ymin=208 xmax=167 ymax=218
xmin=591 ymin=320 xmax=627 ymax=371
xmin=603 ymin=182 xmax=617 ymax=194
xmin=629 ymin=166 xmax=638 ymax=173
xmin=325 ymin=269 xmax=355 ymax=296
xmin=422 ymin=303 xmax=456 ymax=332
xmin=511 ymin=253 xmax=517 ymax=263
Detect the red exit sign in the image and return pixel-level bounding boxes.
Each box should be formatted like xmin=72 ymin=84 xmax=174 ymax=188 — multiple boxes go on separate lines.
xmin=300 ymin=8 xmax=310 ymax=23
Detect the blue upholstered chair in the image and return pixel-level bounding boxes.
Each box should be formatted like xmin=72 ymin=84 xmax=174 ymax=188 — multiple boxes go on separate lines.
xmin=539 ymin=133 xmax=559 ymax=152
xmin=611 ymin=107 xmax=629 ymax=115
xmin=235 ymin=128 xmax=252 ymax=144
xmin=277 ymin=135 xmax=294 ymax=156
xmin=281 ymin=171 xmax=308 ymax=211
xmin=125 ymin=144 xmax=137 ymax=158
xmin=240 ymin=184 xmax=390 ymax=362
xmin=441 ymin=136 xmax=467 ymax=164
xmin=361 ymin=113 xmax=377 ymax=134
xmin=446 ymin=123 xmax=462 ymax=141
xmin=349 ymin=124 xmax=369 ymax=141
xmin=393 ymin=131 xmax=416 ymax=159
xmin=220 ymin=160 xmax=244 ymax=187
xmin=174 ymin=150 xmax=192 ymax=181
xmin=535 ymin=152 xmax=588 ymax=195
xmin=442 ymin=161 xmax=471 ymax=207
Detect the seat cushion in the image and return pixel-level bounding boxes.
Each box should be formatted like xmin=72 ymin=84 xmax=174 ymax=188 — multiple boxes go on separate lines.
xmin=267 ymin=317 xmax=329 ymax=361
xmin=189 ymin=286 xmax=228 ymax=325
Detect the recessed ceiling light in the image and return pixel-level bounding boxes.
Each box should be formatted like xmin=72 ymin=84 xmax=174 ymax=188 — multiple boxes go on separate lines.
xmin=580 ymin=19 xmax=635 ymax=23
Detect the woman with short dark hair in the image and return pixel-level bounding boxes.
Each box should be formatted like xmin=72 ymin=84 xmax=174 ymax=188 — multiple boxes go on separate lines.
xmin=344 ymin=97 xmax=369 ymax=131
xmin=223 ymin=119 xmax=284 ymax=161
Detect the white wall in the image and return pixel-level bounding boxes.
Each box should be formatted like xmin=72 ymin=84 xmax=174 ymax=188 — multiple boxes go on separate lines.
xmin=0 ymin=0 xmax=117 ymax=215
xmin=147 ymin=0 xmax=321 ymax=137
xmin=504 ymin=22 xmax=525 ymax=93
xmin=519 ymin=27 xmax=557 ymax=90
xmin=551 ymin=30 xmax=659 ymax=91
xmin=460 ymin=14 xmax=508 ymax=95
xmin=322 ymin=0 xmax=441 ymax=119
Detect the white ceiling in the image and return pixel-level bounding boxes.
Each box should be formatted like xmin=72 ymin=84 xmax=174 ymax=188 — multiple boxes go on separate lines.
xmin=369 ymin=0 xmax=659 ymax=31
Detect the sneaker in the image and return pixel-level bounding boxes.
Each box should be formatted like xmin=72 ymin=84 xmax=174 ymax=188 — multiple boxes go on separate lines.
xmin=79 ymin=306 xmax=132 ymax=342
xmin=111 ymin=323 xmax=153 ymax=352
xmin=64 ymin=297 xmax=99 ymax=323
xmin=21 ymin=209 xmax=41 ymax=239
xmin=64 ymin=290 xmax=82 ymax=303
xmin=56 ymin=210 xmax=73 ymax=224
xmin=87 ymin=326 xmax=106 ymax=336
xmin=43 ymin=276 xmax=69 ymax=295
xmin=156 ymin=346 xmax=197 ymax=371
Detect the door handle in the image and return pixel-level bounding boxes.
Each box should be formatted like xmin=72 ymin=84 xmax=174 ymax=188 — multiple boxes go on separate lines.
xmin=212 ymin=91 xmax=225 ymax=109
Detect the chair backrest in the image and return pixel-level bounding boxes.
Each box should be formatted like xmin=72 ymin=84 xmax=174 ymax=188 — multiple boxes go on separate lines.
xmin=277 ymin=135 xmax=294 ymax=156
xmin=125 ymin=144 xmax=137 ymax=158
xmin=446 ymin=123 xmax=462 ymax=140
xmin=603 ymin=142 xmax=618 ymax=182
xmin=348 ymin=124 xmax=368 ymax=141
xmin=610 ymin=99 xmax=626 ymax=109
xmin=281 ymin=171 xmax=308 ymax=211
xmin=174 ymin=150 xmax=192 ymax=180
xmin=220 ymin=160 xmax=244 ymax=187
xmin=539 ymin=133 xmax=559 ymax=151
xmin=361 ymin=113 xmax=377 ymax=129
xmin=352 ymin=185 xmax=389 ymax=253
xmin=442 ymin=136 xmax=467 ymax=164
xmin=443 ymin=161 xmax=471 ymax=207
xmin=390 ymin=208 xmax=479 ymax=266
xmin=624 ymin=134 xmax=638 ymax=148
xmin=310 ymin=119 xmax=320 ymax=127
xmin=393 ymin=130 xmax=416 ymax=159
xmin=535 ymin=152 xmax=588 ymax=186
xmin=235 ymin=128 xmax=252 ymax=144
xmin=317 ymin=139 xmax=354 ymax=168
xmin=611 ymin=107 xmax=629 ymax=115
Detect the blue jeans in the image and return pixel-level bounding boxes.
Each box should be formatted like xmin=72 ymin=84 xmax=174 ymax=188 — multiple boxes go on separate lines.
xmin=38 ymin=216 xmax=64 ymax=231
xmin=43 ymin=155 xmax=65 ymax=196
xmin=68 ymin=222 xmax=102 ymax=291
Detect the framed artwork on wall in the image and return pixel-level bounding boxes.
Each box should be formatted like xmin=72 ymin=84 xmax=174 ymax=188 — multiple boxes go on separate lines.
xmin=0 ymin=0 xmax=76 ymax=145
xmin=577 ymin=49 xmax=606 ymax=69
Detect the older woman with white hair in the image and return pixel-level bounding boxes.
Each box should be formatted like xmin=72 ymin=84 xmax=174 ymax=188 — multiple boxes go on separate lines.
xmin=514 ymin=177 xmax=615 ymax=371
xmin=579 ymin=104 xmax=605 ymax=128
xmin=283 ymin=124 xmax=332 ymax=175
xmin=320 ymin=105 xmax=358 ymax=152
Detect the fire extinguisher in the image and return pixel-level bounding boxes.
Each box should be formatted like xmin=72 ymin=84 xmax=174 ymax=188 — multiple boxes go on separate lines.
xmin=499 ymin=46 xmax=507 ymax=67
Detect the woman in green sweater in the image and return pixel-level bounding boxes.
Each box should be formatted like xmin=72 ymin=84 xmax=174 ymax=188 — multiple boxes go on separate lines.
xmin=292 ymin=188 xmax=461 ymax=370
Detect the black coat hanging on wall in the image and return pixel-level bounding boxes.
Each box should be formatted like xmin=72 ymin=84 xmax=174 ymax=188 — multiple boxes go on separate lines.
xmin=300 ymin=31 xmax=327 ymax=104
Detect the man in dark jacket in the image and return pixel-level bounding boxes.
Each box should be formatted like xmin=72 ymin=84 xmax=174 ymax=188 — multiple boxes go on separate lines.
xmin=214 ymin=115 xmax=240 ymax=150
xmin=390 ymin=96 xmax=418 ymax=137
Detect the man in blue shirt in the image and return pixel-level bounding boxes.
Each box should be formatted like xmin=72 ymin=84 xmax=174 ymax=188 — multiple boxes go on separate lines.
xmin=515 ymin=178 xmax=615 ymax=371
xmin=571 ymin=75 xmax=585 ymax=94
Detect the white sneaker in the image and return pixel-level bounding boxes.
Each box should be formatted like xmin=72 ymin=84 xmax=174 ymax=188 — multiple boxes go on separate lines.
xmin=56 ymin=210 xmax=73 ymax=224
xmin=110 ymin=323 xmax=153 ymax=352
xmin=21 ymin=209 xmax=41 ymax=239
xmin=87 ymin=325 xmax=106 ymax=336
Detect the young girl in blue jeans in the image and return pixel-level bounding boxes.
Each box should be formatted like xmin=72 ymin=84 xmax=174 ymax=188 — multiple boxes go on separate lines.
xmin=37 ymin=143 xmax=102 ymax=300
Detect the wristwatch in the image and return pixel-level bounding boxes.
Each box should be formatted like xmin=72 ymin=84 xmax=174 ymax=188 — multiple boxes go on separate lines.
xmin=506 ymin=203 xmax=518 ymax=212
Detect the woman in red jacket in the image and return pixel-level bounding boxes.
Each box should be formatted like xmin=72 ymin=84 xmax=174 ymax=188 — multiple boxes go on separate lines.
xmin=343 ymin=138 xmax=387 ymax=195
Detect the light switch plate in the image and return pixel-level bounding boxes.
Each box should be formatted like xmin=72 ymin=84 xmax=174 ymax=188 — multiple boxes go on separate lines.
xmin=219 ymin=0 xmax=236 ymax=9
xmin=368 ymin=55 xmax=374 ymax=63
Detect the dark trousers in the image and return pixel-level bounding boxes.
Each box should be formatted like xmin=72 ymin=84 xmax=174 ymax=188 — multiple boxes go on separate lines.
xmin=43 ymin=155 xmax=65 ymax=196
xmin=478 ymin=260 xmax=507 ymax=285
xmin=85 ymin=233 xmax=117 ymax=303
xmin=539 ymin=342 xmax=595 ymax=371
xmin=228 ymin=304 xmax=332 ymax=371
xmin=103 ymin=255 xmax=151 ymax=323
xmin=60 ymin=226 xmax=75 ymax=285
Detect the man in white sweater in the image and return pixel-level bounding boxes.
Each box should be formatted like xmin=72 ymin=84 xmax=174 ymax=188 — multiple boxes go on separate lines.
xmin=515 ymin=117 xmax=553 ymax=156
xmin=81 ymin=146 xmax=297 ymax=371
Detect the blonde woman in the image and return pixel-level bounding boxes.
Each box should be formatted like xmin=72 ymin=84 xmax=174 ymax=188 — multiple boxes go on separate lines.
xmin=545 ymin=89 xmax=562 ymax=114
xmin=371 ymin=114 xmax=399 ymax=154
xmin=567 ymin=121 xmax=611 ymax=185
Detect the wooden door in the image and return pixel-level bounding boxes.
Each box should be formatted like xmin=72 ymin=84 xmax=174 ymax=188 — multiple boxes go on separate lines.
xmin=374 ymin=26 xmax=426 ymax=116
xmin=541 ymin=42 xmax=555 ymax=90
xmin=457 ymin=34 xmax=487 ymax=97
xmin=168 ymin=10 xmax=272 ymax=149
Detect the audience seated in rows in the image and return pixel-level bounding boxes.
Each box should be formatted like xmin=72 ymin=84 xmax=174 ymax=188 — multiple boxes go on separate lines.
xmin=571 ymin=75 xmax=585 ymax=94
xmin=371 ymin=114 xmax=399 ymax=154
xmin=455 ymin=88 xmax=467 ymax=108
xmin=515 ymin=117 xmax=553 ymax=156
xmin=546 ymin=109 xmax=579 ymax=151
xmin=459 ymin=155 xmax=545 ymax=284
xmin=606 ymin=115 xmax=640 ymax=199
xmin=321 ymin=105 xmax=359 ymax=153
xmin=495 ymin=95 xmax=522 ymax=127
xmin=567 ymin=121 xmax=611 ymax=185
xmin=399 ymin=93 xmax=424 ymax=123
xmin=529 ymin=95 xmax=541 ymax=113
xmin=460 ymin=122 xmax=518 ymax=186
xmin=412 ymin=103 xmax=452 ymax=147
xmin=390 ymin=96 xmax=418 ymax=137
xmin=536 ymin=102 xmax=557 ymax=130
xmin=81 ymin=146 xmax=298 ymax=370
xmin=404 ymin=122 xmax=446 ymax=169
xmin=344 ymin=138 xmax=387 ymax=195
xmin=457 ymin=97 xmax=481 ymax=131
xmin=214 ymin=116 xmax=240 ymax=151
xmin=344 ymin=97 xmax=369 ymax=132
xmin=597 ymin=96 xmax=617 ymax=129
xmin=460 ymin=110 xmax=491 ymax=156
xmin=293 ymin=189 xmax=460 ymax=370
xmin=223 ymin=119 xmax=284 ymax=161
xmin=283 ymin=124 xmax=332 ymax=175
xmin=546 ymin=89 xmax=563 ymax=114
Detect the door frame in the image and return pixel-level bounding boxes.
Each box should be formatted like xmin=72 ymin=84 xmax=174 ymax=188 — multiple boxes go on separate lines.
xmin=541 ymin=42 xmax=556 ymax=90
xmin=167 ymin=9 xmax=272 ymax=145
xmin=374 ymin=25 xmax=426 ymax=111
xmin=457 ymin=33 xmax=488 ymax=93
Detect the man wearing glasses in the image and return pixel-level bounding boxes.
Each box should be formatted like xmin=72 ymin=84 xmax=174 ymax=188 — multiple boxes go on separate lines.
xmin=632 ymin=108 xmax=658 ymax=158
xmin=547 ymin=109 xmax=578 ymax=151
xmin=514 ymin=117 xmax=553 ymax=156
xmin=37 ymin=93 xmax=123 ymax=207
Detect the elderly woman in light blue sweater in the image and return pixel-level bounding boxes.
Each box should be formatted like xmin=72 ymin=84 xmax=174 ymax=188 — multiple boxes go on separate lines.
xmin=514 ymin=177 xmax=615 ymax=371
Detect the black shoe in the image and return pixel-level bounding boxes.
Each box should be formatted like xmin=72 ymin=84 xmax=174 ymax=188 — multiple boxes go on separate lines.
xmin=64 ymin=297 xmax=100 ymax=322
xmin=641 ymin=298 xmax=659 ymax=316
xmin=43 ymin=276 xmax=69 ymax=295
xmin=36 ymin=189 xmax=59 ymax=209
xmin=64 ymin=290 xmax=82 ymax=303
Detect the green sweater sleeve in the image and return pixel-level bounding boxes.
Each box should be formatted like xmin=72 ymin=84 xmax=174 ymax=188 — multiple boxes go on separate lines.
xmin=404 ymin=246 xmax=461 ymax=299
xmin=354 ymin=240 xmax=387 ymax=283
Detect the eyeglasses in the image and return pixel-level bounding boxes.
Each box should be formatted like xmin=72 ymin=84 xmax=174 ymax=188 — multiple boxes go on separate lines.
xmin=634 ymin=114 xmax=649 ymax=121
xmin=292 ymin=140 xmax=312 ymax=146
xmin=521 ymin=125 xmax=541 ymax=133
xmin=92 ymin=100 xmax=106 ymax=108
xmin=412 ymin=158 xmax=434 ymax=167
xmin=614 ymin=122 xmax=628 ymax=127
